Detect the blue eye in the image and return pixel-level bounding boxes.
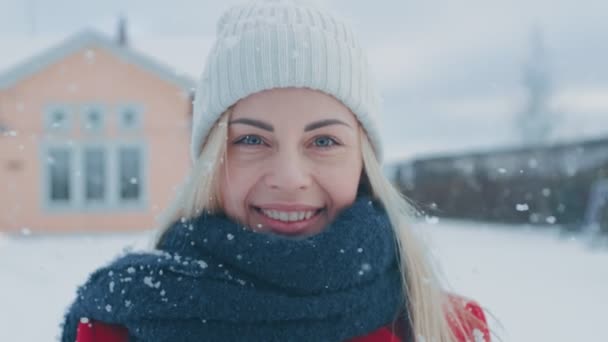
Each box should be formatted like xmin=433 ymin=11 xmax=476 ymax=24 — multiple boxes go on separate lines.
xmin=235 ymin=135 xmax=263 ymax=145
xmin=313 ymin=136 xmax=337 ymax=148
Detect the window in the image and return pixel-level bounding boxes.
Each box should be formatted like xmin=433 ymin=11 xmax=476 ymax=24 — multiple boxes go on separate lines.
xmin=119 ymin=146 xmax=141 ymax=201
xmin=45 ymin=106 xmax=72 ymax=132
xmin=52 ymin=111 xmax=66 ymax=128
xmin=118 ymin=105 xmax=142 ymax=131
xmin=42 ymin=141 xmax=146 ymax=211
xmin=84 ymin=147 xmax=106 ymax=202
xmin=81 ymin=105 xmax=104 ymax=133
xmin=48 ymin=148 xmax=71 ymax=202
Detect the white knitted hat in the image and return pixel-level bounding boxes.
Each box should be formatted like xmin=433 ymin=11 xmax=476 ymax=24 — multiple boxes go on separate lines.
xmin=191 ymin=0 xmax=383 ymax=162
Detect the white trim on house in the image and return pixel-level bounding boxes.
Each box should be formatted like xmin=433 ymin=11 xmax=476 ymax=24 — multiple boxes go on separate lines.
xmin=0 ymin=30 xmax=195 ymax=91
xmin=39 ymin=137 xmax=149 ymax=213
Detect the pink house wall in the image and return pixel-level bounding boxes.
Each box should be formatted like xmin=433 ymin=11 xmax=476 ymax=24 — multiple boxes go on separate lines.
xmin=0 ymin=45 xmax=193 ymax=233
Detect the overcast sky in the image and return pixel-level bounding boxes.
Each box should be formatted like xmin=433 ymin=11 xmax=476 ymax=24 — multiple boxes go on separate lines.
xmin=1 ymin=0 xmax=607 ymax=162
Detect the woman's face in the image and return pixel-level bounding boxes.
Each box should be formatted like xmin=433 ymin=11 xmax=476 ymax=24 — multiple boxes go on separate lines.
xmin=219 ymin=87 xmax=363 ymax=237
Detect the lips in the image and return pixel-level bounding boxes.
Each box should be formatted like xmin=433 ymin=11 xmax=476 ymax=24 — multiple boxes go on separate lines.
xmin=251 ymin=205 xmax=325 ymax=236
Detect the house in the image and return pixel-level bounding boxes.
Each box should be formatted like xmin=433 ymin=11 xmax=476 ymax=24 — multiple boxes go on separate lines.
xmin=0 ymin=27 xmax=196 ymax=233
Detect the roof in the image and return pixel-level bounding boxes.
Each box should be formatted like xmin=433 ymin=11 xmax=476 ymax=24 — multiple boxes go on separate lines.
xmin=0 ymin=29 xmax=196 ymax=90
xmin=409 ymin=135 xmax=608 ymax=164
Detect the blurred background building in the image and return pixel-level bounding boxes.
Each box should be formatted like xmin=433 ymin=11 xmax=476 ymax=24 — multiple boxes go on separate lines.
xmin=0 ymin=21 xmax=195 ymax=233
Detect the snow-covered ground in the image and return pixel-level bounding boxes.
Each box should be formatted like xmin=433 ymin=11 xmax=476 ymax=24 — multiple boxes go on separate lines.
xmin=1 ymin=221 xmax=606 ymax=342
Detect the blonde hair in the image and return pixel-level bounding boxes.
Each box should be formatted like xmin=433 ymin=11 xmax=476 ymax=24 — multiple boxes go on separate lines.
xmin=152 ymin=107 xmax=487 ymax=341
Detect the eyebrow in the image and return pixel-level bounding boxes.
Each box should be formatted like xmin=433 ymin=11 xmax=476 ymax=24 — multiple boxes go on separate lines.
xmin=229 ymin=118 xmax=351 ymax=132
xmin=229 ymin=118 xmax=274 ymax=131
xmin=304 ymin=119 xmax=351 ymax=132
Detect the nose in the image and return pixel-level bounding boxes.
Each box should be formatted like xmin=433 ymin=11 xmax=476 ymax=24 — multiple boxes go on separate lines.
xmin=264 ymin=150 xmax=312 ymax=191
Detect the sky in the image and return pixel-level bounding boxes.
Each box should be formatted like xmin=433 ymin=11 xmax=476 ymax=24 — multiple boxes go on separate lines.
xmin=1 ymin=0 xmax=607 ymax=162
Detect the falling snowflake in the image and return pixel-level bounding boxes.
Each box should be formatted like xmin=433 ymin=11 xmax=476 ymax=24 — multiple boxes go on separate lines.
xmin=143 ymin=276 xmax=161 ymax=289
xmin=84 ymin=49 xmax=96 ymax=62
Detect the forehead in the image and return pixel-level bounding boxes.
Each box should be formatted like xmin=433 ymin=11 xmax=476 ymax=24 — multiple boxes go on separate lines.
xmin=231 ymin=87 xmax=357 ymax=124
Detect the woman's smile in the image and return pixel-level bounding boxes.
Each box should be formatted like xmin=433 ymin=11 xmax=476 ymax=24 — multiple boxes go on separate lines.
xmin=250 ymin=204 xmax=327 ymax=236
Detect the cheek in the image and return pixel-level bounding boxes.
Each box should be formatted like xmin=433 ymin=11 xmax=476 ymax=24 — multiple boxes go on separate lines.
xmin=315 ymin=158 xmax=362 ymax=209
xmin=220 ymin=164 xmax=245 ymax=218
xmin=219 ymin=162 xmax=254 ymax=220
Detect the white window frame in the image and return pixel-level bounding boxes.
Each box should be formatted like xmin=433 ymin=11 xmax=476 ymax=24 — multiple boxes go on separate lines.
xmin=115 ymin=141 xmax=148 ymax=210
xmin=44 ymin=104 xmax=73 ymax=133
xmin=40 ymin=138 xmax=148 ymax=213
xmin=40 ymin=140 xmax=77 ymax=212
xmin=80 ymin=104 xmax=106 ymax=134
xmin=116 ymin=104 xmax=143 ymax=132
xmin=82 ymin=141 xmax=109 ymax=209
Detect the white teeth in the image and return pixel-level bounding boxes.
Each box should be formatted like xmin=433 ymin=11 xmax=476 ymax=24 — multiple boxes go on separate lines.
xmin=261 ymin=209 xmax=317 ymax=222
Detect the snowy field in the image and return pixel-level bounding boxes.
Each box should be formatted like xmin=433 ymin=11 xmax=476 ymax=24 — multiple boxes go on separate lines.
xmin=1 ymin=221 xmax=606 ymax=342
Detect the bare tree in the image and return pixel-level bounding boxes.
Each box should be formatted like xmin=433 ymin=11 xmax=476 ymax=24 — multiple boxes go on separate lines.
xmin=516 ymin=26 xmax=556 ymax=145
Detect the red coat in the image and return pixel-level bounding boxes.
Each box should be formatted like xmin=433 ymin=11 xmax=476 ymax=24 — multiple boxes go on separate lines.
xmin=75 ymin=294 xmax=490 ymax=342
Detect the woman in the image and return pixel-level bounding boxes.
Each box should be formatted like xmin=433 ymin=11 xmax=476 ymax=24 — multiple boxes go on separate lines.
xmin=61 ymin=0 xmax=491 ymax=341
